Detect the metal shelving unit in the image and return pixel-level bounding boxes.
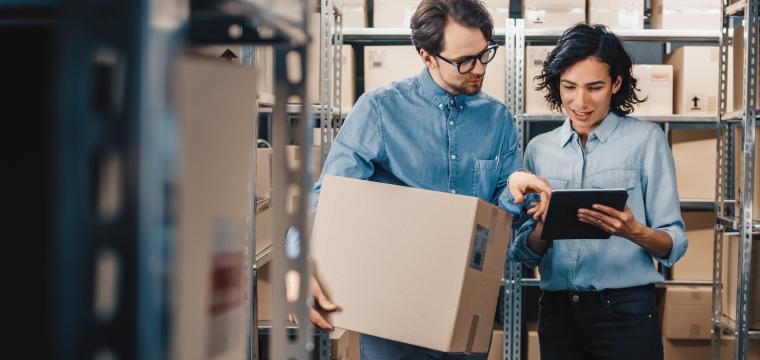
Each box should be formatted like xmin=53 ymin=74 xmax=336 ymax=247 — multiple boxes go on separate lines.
xmin=711 ymin=0 xmax=760 ymax=358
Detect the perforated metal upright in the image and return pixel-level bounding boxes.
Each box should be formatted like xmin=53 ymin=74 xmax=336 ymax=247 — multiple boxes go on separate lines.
xmin=712 ymin=0 xmax=760 ymax=359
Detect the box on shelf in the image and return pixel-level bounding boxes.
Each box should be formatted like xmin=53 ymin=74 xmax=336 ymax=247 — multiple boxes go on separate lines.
xmin=342 ymin=0 xmax=368 ymax=28
xmin=661 ymin=338 xmax=711 ymax=360
xmin=733 ymin=24 xmax=760 ymax=112
xmin=734 ymin=126 xmax=760 ymax=222
xmin=520 ymin=0 xmax=585 ymax=29
xmin=721 ymin=234 xmax=760 ymax=330
xmin=525 ymin=45 xmax=557 ymax=114
xmin=670 ymin=129 xmax=716 ymax=201
xmin=661 ymin=287 xmax=712 ymax=340
xmin=173 ymin=55 xmax=256 ymax=360
xmin=666 ymin=46 xmax=720 ymax=115
xmin=671 ymin=212 xmax=714 ymax=280
xmin=364 ymin=45 xmax=506 ymax=101
xmin=651 ymin=0 xmax=721 ymax=30
xmin=587 ymin=0 xmax=644 ymax=29
xmin=631 ymin=64 xmax=673 ymax=116
xmin=719 ymin=336 xmax=760 ymax=358
xmin=487 ymin=330 xmax=504 ymax=360
xmin=312 ymin=176 xmax=511 ymax=353
xmin=373 ymin=0 xmax=508 ymax=28
xmin=527 ymin=322 xmax=540 ymax=360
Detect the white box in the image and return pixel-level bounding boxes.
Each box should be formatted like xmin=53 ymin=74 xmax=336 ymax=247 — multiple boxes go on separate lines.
xmin=588 ymin=0 xmax=644 ymax=29
xmin=632 ymin=64 xmax=673 ymax=116
xmin=651 ymin=0 xmax=721 ymax=30
xmin=525 ymin=45 xmax=557 ymax=114
xmin=521 ymin=0 xmax=585 ymax=30
xmin=666 ymin=46 xmax=721 ymax=115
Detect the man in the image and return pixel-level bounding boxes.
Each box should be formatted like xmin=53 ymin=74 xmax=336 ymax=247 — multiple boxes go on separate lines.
xmin=309 ymin=0 xmax=551 ymax=358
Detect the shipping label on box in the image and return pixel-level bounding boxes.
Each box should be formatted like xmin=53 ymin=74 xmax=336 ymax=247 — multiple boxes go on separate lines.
xmin=312 ymin=176 xmax=511 ymax=353
xmin=632 ymin=64 xmax=673 ymax=115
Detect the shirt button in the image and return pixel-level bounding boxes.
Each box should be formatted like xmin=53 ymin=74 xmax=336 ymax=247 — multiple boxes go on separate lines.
xmin=459 ymin=105 xmax=464 ymax=110
xmin=449 ymin=121 xmax=454 ymax=126
xmin=571 ymin=294 xmax=580 ymax=302
xmin=451 ymin=154 xmax=457 ymax=160
xmin=438 ymin=104 xmax=444 ymax=109
xmin=450 ymin=189 xmax=456 ymax=194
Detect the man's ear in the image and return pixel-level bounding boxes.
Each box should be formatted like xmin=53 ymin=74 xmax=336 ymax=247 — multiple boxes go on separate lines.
xmin=420 ymin=48 xmax=436 ymax=69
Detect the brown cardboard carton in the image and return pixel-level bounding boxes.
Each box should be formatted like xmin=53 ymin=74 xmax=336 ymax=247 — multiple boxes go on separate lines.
xmin=661 ymin=287 xmax=712 ymax=340
xmin=661 ymin=338 xmax=711 ymax=360
xmin=587 ymin=0 xmax=644 ymax=29
xmin=525 ymin=45 xmax=557 ymax=114
xmin=342 ymin=0 xmax=367 ymax=28
xmin=734 ymin=127 xmax=760 ymax=222
xmin=733 ymin=24 xmax=760 ymax=112
xmin=312 ymin=176 xmax=511 ymax=353
xmin=651 ymin=0 xmax=720 ymax=30
xmin=256 ymin=148 xmax=272 ymax=200
xmin=672 ymin=212 xmax=715 ymax=280
xmin=173 ymin=55 xmax=256 ymax=360
xmin=632 ymin=64 xmax=673 ymax=116
xmin=373 ymin=0 xmax=508 ymax=29
xmin=722 ymin=234 xmax=760 ymax=330
xmin=256 ymin=262 xmax=271 ymax=322
xmin=521 ymin=0 xmax=585 ymax=30
xmin=487 ymin=330 xmax=503 ymax=360
xmin=364 ymin=45 xmax=506 ymax=102
xmin=719 ymin=336 xmax=760 ymax=359
xmin=670 ymin=129 xmax=716 ymax=201
xmin=527 ymin=322 xmax=540 ymax=360
xmin=666 ymin=47 xmax=720 ymax=115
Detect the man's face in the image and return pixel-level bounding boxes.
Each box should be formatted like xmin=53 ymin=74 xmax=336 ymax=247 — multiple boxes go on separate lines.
xmin=423 ymin=19 xmax=489 ymax=96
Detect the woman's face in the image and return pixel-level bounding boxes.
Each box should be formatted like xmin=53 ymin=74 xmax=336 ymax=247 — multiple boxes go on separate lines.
xmin=559 ymin=57 xmax=621 ymax=134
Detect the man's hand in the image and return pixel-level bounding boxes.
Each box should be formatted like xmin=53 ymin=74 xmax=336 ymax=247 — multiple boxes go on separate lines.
xmin=307 ymin=276 xmax=338 ymax=330
xmin=508 ymin=171 xmax=552 ymax=221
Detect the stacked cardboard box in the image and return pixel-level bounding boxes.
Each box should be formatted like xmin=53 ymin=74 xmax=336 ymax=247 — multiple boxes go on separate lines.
xmin=587 ymin=0 xmax=644 ymax=29
xmin=527 ymin=322 xmax=540 ymax=360
xmin=734 ymin=127 xmax=760 ymax=222
xmin=487 ymin=330 xmax=504 ymax=360
xmin=666 ymin=47 xmax=720 ymax=115
xmin=173 ymin=55 xmax=256 ymax=360
xmin=521 ymin=0 xmax=586 ymax=29
xmin=670 ymin=129 xmax=716 ymax=201
xmin=373 ymin=1 xmax=509 ymax=29
xmin=524 ymin=45 xmax=556 ymax=114
xmin=671 ymin=212 xmax=715 ymax=280
xmin=632 ymin=64 xmax=673 ymax=116
xmin=364 ymin=45 xmax=506 ymax=101
xmin=312 ymin=176 xmax=511 ymax=353
xmin=651 ymin=0 xmax=721 ymax=30
xmin=733 ymin=24 xmax=760 ymax=112
xmin=721 ymin=234 xmax=760 ymax=330
xmin=661 ymin=287 xmax=713 ymax=340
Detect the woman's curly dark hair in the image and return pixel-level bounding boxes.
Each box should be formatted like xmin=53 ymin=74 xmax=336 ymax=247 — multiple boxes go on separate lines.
xmin=535 ymin=23 xmax=645 ymax=115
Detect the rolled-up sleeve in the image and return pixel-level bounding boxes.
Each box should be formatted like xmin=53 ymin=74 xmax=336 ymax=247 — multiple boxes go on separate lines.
xmin=642 ymin=127 xmax=687 ymax=267
xmin=506 ymin=141 xmax=543 ymax=267
xmin=311 ymin=93 xmax=385 ymax=213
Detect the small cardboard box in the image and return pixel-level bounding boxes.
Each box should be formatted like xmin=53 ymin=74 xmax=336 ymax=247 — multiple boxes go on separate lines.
xmin=671 ymin=212 xmax=715 ymax=280
xmin=666 ymin=47 xmax=720 ymax=115
xmin=587 ymin=0 xmax=644 ymax=29
xmin=670 ymin=129 xmax=716 ymax=201
xmin=651 ymin=0 xmax=721 ymax=30
xmin=632 ymin=64 xmax=673 ymax=116
xmin=661 ymin=287 xmax=712 ymax=340
xmin=521 ymin=0 xmax=585 ymax=30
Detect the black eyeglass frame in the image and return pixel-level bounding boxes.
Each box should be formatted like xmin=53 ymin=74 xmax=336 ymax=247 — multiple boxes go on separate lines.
xmin=434 ymin=44 xmax=499 ymax=74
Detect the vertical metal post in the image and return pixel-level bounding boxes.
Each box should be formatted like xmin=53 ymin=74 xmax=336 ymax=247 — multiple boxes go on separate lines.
xmin=270 ymin=0 xmax=314 ymax=358
xmin=320 ymin=0 xmax=335 ymax=164
xmin=735 ymin=1 xmax=758 ymax=358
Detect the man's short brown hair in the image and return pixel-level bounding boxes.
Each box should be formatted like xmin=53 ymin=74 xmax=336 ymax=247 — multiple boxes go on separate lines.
xmin=410 ymin=0 xmax=494 ymax=55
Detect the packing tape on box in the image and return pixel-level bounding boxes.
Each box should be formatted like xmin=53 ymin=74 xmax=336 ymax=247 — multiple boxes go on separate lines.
xmin=466 ymin=314 xmax=480 ymax=354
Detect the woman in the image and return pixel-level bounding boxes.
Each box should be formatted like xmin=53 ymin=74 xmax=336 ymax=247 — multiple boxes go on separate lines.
xmin=509 ymin=24 xmax=687 ymax=360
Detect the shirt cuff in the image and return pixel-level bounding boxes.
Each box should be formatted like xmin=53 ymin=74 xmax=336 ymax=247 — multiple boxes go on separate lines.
xmin=508 ymin=217 xmax=543 ymax=267
xmin=652 ymin=226 xmax=687 ymax=267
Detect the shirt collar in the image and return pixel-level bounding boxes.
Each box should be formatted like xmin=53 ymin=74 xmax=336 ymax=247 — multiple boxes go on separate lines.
xmin=559 ymin=111 xmax=622 ymax=147
xmin=417 ymin=68 xmax=471 ymax=111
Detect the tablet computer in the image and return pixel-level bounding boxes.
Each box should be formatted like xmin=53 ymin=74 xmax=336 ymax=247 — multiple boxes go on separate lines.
xmin=541 ymin=189 xmax=628 ymax=240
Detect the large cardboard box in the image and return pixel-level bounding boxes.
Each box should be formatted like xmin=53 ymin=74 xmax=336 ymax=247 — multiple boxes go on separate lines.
xmin=364 ymin=45 xmax=506 ymax=101
xmin=330 ymin=328 xmax=361 ymax=360
xmin=670 ymin=129 xmax=716 ymax=201
xmin=487 ymin=330 xmax=503 ymax=360
xmin=587 ymin=0 xmax=644 ymax=29
xmin=525 ymin=45 xmax=557 ymax=114
xmin=521 ymin=0 xmax=585 ymax=29
xmin=722 ymin=234 xmax=760 ymax=330
xmin=342 ymin=0 xmax=367 ymax=28
xmin=672 ymin=212 xmax=715 ymax=280
xmin=312 ymin=176 xmax=511 ymax=353
xmin=734 ymin=127 xmax=760 ymax=222
xmin=373 ymin=0 xmax=509 ymax=29
xmin=661 ymin=287 xmax=712 ymax=340
xmin=527 ymin=322 xmax=540 ymax=360
xmin=662 ymin=338 xmax=711 ymax=360
xmin=733 ymin=24 xmax=760 ymax=112
xmin=173 ymin=55 xmax=256 ymax=360
xmin=719 ymin=336 xmax=760 ymax=359
xmin=632 ymin=64 xmax=673 ymax=116
xmin=666 ymin=46 xmax=720 ymax=115
xmin=651 ymin=0 xmax=721 ymax=30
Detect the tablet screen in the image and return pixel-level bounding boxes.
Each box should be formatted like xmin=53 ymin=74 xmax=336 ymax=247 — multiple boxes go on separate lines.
xmin=541 ymin=189 xmax=628 ymax=240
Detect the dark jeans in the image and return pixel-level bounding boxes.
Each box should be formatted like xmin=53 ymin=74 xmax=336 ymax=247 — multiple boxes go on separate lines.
xmin=360 ymin=334 xmax=488 ymax=360
xmin=538 ymin=284 xmax=663 ymax=360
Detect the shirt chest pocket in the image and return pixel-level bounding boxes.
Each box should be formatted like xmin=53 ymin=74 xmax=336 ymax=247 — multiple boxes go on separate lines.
xmin=472 ymin=159 xmax=499 ymax=201
xmin=589 ymin=169 xmax=638 ymax=194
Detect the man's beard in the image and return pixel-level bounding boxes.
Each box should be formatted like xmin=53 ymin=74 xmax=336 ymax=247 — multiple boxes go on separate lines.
xmin=456 ymin=78 xmax=483 ymax=96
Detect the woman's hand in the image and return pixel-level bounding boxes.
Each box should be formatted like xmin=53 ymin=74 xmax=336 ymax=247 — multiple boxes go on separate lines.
xmin=577 ymin=204 xmax=644 ymax=239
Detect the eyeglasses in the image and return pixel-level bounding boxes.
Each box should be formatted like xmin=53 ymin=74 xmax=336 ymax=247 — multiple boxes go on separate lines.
xmin=435 ymin=45 xmax=499 ymax=74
